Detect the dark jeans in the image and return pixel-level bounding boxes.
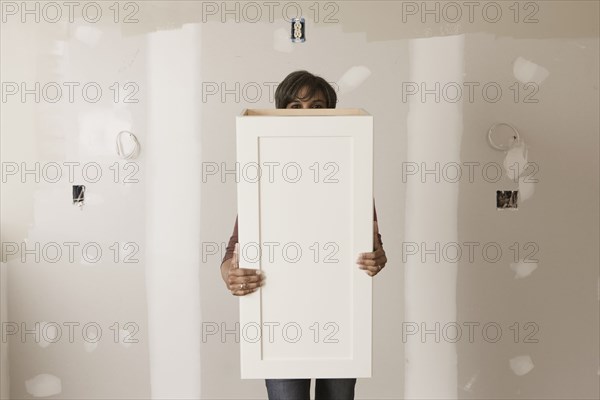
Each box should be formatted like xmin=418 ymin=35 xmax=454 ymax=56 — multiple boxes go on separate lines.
xmin=265 ymin=378 xmax=357 ymax=400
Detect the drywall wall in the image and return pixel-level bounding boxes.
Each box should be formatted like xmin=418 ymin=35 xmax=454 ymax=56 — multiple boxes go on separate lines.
xmin=1 ymin=1 xmax=598 ymax=399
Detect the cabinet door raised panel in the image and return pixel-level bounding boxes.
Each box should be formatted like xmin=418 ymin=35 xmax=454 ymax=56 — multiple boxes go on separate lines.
xmin=236 ymin=108 xmax=373 ymax=379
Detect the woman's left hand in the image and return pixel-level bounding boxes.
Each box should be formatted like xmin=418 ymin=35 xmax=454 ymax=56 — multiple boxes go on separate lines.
xmin=357 ymin=220 xmax=387 ymax=277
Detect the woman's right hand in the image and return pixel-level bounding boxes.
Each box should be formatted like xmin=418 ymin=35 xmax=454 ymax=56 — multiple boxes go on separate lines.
xmin=227 ymin=243 xmax=264 ymax=296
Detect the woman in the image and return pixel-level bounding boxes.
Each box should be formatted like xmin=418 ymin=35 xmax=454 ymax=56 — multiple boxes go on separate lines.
xmin=219 ymin=70 xmax=387 ymax=400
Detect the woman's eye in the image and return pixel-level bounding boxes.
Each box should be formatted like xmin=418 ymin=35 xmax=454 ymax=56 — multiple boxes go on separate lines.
xmin=312 ymin=104 xmax=323 ymax=109
xmin=290 ymin=104 xmax=300 ymax=108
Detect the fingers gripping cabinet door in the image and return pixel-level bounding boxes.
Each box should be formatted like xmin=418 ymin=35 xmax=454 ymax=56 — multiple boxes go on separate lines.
xmin=236 ymin=108 xmax=373 ymax=379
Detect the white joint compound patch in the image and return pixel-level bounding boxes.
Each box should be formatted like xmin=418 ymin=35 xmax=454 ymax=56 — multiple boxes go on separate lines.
xmin=509 ymin=355 xmax=534 ymax=376
xmin=337 ymin=66 xmax=372 ymax=95
xmin=510 ymin=260 xmax=538 ymax=279
xmin=25 ymin=374 xmax=62 ymax=397
xmin=513 ymin=57 xmax=549 ymax=85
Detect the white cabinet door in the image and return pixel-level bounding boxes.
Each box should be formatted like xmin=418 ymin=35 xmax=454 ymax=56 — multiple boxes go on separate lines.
xmin=236 ymin=109 xmax=373 ymax=379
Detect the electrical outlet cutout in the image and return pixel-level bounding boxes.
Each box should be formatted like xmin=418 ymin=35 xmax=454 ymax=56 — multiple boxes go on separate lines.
xmin=497 ymin=190 xmax=518 ymax=209
xmin=73 ymin=185 xmax=85 ymax=205
xmin=291 ymin=17 xmax=305 ymax=42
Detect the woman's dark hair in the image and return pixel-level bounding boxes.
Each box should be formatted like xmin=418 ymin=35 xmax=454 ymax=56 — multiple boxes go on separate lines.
xmin=275 ymin=70 xmax=337 ymax=109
